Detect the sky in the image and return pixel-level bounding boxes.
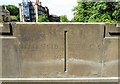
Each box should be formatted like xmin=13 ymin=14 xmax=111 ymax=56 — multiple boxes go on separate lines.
xmin=0 ymin=0 xmax=77 ymax=20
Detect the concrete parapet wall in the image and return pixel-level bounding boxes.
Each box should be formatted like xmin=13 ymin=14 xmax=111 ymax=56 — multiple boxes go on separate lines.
xmin=0 ymin=23 xmax=119 ymax=82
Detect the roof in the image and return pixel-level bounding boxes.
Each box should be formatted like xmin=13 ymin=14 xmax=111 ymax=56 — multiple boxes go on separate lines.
xmin=49 ymin=14 xmax=59 ymax=17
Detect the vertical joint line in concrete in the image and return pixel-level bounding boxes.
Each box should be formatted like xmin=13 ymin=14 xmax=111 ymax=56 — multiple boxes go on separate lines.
xmin=64 ymin=30 xmax=67 ymax=72
xmin=104 ymin=25 xmax=106 ymax=38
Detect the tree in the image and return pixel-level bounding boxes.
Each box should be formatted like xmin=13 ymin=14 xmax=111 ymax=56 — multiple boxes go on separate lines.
xmin=10 ymin=15 xmax=20 ymax=22
xmin=0 ymin=5 xmax=19 ymax=16
xmin=73 ymin=2 xmax=120 ymax=23
xmin=60 ymin=15 xmax=68 ymax=22
xmin=6 ymin=5 xmax=19 ymax=16
xmin=38 ymin=15 xmax=48 ymax=22
xmin=0 ymin=5 xmax=20 ymax=21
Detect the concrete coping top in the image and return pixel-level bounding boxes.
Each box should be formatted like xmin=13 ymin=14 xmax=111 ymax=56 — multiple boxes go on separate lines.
xmin=1 ymin=22 xmax=120 ymax=26
xmin=15 ymin=22 xmax=106 ymax=24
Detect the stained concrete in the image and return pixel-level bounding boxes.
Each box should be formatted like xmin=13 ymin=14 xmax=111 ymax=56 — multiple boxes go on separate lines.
xmin=2 ymin=38 xmax=21 ymax=78
xmin=1 ymin=82 xmax=119 ymax=84
xmin=102 ymin=24 xmax=119 ymax=77
xmin=0 ymin=23 xmax=119 ymax=83
xmin=0 ymin=23 xmax=2 ymax=84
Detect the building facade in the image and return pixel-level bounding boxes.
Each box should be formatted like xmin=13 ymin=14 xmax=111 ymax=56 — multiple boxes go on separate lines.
xmin=19 ymin=0 xmax=60 ymax=22
xmin=19 ymin=0 xmax=49 ymax=22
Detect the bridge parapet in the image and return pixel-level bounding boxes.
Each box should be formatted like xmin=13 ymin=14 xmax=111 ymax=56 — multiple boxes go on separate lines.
xmin=0 ymin=23 xmax=119 ymax=83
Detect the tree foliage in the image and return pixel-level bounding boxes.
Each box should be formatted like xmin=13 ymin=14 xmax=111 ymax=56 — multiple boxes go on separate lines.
xmin=0 ymin=5 xmax=19 ymax=16
xmin=6 ymin=5 xmax=19 ymax=16
xmin=60 ymin=15 xmax=68 ymax=22
xmin=38 ymin=15 xmax=48 ymax=22
xmin=10 ymin=15 xmax=20 ymax=22
xmin=0 ymin=5 xmax=19 ymax=21
xmin=73 ymin=2 xmax=120 ymax=23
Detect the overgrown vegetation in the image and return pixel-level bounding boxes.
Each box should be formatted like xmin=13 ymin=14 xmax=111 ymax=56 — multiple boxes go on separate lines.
xmin=0 ymin=5 xmax=20 ymax=22
xmin=38 ymin=15 xmax=49 ymax=22
xmin=10 ymin=15 xmax=19 ymax=21
xmin=1 ymin=5 xmax=19 ymax=16
xmin=73 ymin=2 xmax=120 ymax=23
xmin=60 ymin=15 xmax=68 ymax=22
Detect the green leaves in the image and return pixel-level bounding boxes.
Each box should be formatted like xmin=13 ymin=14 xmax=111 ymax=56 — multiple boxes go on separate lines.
xmin=38 ymin=15 xmax=48 ymax=22
xmin=0 ymin=5 xmax=19 ymax=22
xmin=6 ymin=5 xmax=19 ymax=16
xmin=60 ymin=15 xmax=68 ymax=22
xmin=10 ymin=15 xmax=20 ymax=22
xmin=73 ymin=2 xmax=120 ymax=23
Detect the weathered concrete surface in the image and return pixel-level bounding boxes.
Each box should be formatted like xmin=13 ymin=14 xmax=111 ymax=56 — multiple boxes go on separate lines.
xmin=0 ymin=23 xmax=119 ymax=82
xmin=1 ymin=82 xmax=119 ymax=84
xmin=0 ymin=23 xmax=2 ymax=84
xmin=2 ymin=38 xmax=21 ymax=78
xmin=102 ymin=24 xmax=119 ymax=77
xmin=11 ymin=23 xmax=105 ymax=78
xmin=67 ymin=24 xmax=104 ymax=77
